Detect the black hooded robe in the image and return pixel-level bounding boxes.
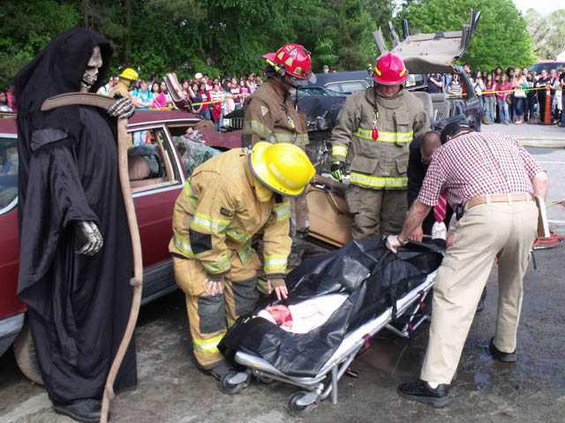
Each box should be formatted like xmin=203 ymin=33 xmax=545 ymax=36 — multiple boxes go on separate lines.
xmin=15 ymin=28 xmax=136 ymax=405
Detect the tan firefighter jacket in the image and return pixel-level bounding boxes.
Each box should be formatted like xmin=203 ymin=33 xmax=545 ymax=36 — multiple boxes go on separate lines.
xmin=331 ymin=88 xmax=429 ymax=190
xmin=242 ymin=79 xmax=309 ymax=149
xmin=169 ymin=148 xmax=291 ymax=279
xmin=108 ymin=81 xmax=132 ymax=99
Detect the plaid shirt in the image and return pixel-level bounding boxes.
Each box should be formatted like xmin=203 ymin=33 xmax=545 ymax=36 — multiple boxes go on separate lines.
xmin=418 ymin=132 xmax=544 ymax=207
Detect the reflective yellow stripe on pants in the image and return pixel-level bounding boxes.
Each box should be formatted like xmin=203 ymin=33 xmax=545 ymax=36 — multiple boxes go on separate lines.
xmin=350 ymin=172 xmax=408 ymax=189
xmin=192 ymin=333 xmax=224 ymax=354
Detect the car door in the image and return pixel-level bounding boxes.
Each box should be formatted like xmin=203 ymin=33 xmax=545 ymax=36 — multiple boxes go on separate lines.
xmin=128 ymin=124 xmax=185 ymax=302
xmin=0 ymin=133 xmax=25 ymax=323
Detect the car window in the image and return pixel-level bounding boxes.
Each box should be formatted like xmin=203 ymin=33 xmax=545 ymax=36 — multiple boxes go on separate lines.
xmin=0 ymin=136 xmax=18 ymax=211
xmin=171 ymin=133 xmax=220 ymax=178
xmin=327 ymin=81 xmax=368 ymax=94
xmin=128 ymin=128 xmax=180 ymax=191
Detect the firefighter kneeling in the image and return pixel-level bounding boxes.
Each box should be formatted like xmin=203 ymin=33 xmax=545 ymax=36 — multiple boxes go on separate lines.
xmin=169 ymin=142 xmax=315 ymax=379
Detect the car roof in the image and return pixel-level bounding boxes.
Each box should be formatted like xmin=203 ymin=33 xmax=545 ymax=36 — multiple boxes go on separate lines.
xmin=0 ymin=110 xmax=241 ymax=150
xmin=128 ymin=109 xmax=200 ymax=125
xmin=0 ymin=114 xmax=16 ymax=135
xmin=0 ymin=110 xmax=201 ymax=136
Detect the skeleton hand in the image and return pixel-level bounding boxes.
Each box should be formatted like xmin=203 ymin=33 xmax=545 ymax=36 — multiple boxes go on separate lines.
xmin=75 ymin=221 xmax=104 ymax=255
xmin=107 ymin=97 xmax=135 ymax=119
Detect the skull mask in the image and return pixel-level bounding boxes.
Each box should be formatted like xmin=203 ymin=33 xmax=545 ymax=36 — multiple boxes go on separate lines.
xmin=80 ymin=45 xmax=103 ymax=92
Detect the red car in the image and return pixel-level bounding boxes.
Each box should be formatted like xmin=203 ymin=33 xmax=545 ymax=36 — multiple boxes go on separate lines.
xmin=0 ymin=110 xmax=241 ymax=377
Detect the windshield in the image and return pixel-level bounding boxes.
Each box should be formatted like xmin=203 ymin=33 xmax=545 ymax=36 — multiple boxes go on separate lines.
xmin=0 ymin=136 xmax=18 ymax=211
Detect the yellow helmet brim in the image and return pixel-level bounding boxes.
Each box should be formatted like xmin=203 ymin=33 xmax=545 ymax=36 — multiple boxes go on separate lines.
xmin=249 ymin=142 xmax=313 ymax=197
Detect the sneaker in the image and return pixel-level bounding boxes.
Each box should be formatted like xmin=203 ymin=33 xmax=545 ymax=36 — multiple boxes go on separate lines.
xmin=398 ymin=380 xmax=451 ymax=408
xmin=489 ymin=338 xmax=516 ymax=363
xmin=53 ymin=399 xmax=101 ymax=423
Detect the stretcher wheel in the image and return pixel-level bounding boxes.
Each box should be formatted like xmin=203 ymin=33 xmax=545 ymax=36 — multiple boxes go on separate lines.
xmin=256 ymin=375 xmax=275 ymax=385
xmin=287 ymin=390 xmax=320 ymax=416
xmin=219 ymin=371 xmax=251 ymax=395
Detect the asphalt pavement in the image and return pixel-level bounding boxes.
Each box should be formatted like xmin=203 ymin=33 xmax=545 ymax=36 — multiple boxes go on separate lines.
xmin=1 ymin=123 xmax=564 ymax=423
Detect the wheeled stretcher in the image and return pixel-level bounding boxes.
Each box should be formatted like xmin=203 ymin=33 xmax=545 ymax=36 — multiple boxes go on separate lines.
xmin=219 ymin=262 xmax=438 ymax=415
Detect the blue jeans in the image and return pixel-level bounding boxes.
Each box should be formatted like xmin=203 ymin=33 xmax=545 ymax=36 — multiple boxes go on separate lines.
xmin=513 ymin=96 xmax=526 ymax=120
xmin=497 ymin=100 xmax=510 ymax=124
xmin=199 ymin=108 xmax=212 ymax=121
xmin=483 ymin=97 xmax=496 ymax=124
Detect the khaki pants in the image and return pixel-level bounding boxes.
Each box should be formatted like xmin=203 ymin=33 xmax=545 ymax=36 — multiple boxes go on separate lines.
xmin=173 ymin=251 xmax=261 ymax=369
xmin=421 ymin=201 xmax=538 ymax=384
xmin=346 ymin=185 xmax=407 ymax=239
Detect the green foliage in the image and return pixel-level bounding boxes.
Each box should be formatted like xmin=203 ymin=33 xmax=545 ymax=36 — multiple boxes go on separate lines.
xmin=397 ymin=0 xmax=536 ymax=71
xmin=0 ymin=0 xmax=395 ymax=87
xmin=525 ymin=9 xmax=565 ymax=61
xmin=0 ymin=0 xmax=80 ymax=88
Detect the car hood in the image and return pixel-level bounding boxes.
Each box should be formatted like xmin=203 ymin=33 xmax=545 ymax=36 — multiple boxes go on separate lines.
xmin=391 ymin=31 xmax=466 ymax=74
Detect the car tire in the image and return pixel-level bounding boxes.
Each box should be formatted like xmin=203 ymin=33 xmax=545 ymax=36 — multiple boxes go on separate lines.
xmin=13 ymin=320 xmax=43 ymax=385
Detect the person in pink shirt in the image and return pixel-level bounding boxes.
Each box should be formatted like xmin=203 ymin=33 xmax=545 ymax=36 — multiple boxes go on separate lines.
xmin=495 ymin=74 xmax=513 ymax=124
xmin=230 ymin=77 xmax=241 ymax=109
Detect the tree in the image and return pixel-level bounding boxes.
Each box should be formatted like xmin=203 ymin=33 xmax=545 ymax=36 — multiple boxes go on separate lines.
xmin=397 ymin=0 xmax=536 ymax=71
xmin=525 ymin=9 xmax=565 ymax=60
xmin=0 ymin=0 xmax=395 ymax=87
xmin=0 ymin=0 xmax=80 ymax=88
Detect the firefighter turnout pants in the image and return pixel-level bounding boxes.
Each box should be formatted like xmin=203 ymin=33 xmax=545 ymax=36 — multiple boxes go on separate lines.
xmin=173 ymin=251 xmax=261 ymax=369
xmin=420 ymin=201 xmax=538 ymax=384
xmin=345 ymin=185 xmax=407 ymax=239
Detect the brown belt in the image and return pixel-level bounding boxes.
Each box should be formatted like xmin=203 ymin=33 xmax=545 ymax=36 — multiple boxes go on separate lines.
xmin=466 ymin=193 xmax=533 ymax=209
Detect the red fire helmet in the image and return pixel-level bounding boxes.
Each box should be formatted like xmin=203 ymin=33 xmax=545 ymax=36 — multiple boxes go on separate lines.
xmin=373 ymin=52 xmax=408 ymax=86
xmin=263 ymin=43 xmax=316 ymax=86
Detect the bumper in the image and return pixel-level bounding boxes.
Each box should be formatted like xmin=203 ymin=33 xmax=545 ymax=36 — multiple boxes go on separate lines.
xmin=0 ymin=313 xmax=24 ymax=357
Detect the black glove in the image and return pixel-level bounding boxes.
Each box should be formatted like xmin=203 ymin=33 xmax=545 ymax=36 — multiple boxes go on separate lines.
xmin=330 ymin=161 xmax=347 ymax=182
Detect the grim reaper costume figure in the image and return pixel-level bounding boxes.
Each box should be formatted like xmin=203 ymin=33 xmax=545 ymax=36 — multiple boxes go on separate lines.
xmin=15 ymin=28 xmax=136 ymax=422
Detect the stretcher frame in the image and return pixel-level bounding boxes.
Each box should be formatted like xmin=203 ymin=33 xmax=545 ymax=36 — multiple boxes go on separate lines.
xmin=220 ymin=272 xmax=436 ymax=415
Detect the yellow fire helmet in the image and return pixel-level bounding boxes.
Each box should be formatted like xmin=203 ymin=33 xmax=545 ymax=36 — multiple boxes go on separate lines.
xmin=119 ymin=67 xmax=139 ymax=81
xmin=249 ymin=142 xmax=315 ymax=197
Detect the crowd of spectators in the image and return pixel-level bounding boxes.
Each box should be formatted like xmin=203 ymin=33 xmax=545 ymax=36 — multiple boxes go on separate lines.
xmin=3 ymin=65 xmax=564 ymax=129
xmin=97 ymin=72 xmax=263 ymax=129
xmin=0 ymin=89 xmax=15 ymax=112
xmin=428 ymin=66 xmax=565 ymax=127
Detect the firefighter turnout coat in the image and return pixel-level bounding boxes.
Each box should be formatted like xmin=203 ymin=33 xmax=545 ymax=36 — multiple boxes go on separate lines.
xmin=169 ymin=148 xmax=292 ymax=281
xmin=108 ymin=80 xmax=132 ymax=99
xmin=242 ymin=79 xmax=309 ymax=149
xmin=169 ymin=148 xmax=292 ymax=368
xmin=331 ymin=88 xmax=429 ymax=190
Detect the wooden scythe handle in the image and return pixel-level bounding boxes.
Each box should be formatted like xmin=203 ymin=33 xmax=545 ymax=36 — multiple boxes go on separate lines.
xmin=41 ymin=92 xmax=116 ymax=111
xmin=41 ymin=93 xmax=143 ymax=423
xmin=100 ymin=117 xmax=143 ymax=423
